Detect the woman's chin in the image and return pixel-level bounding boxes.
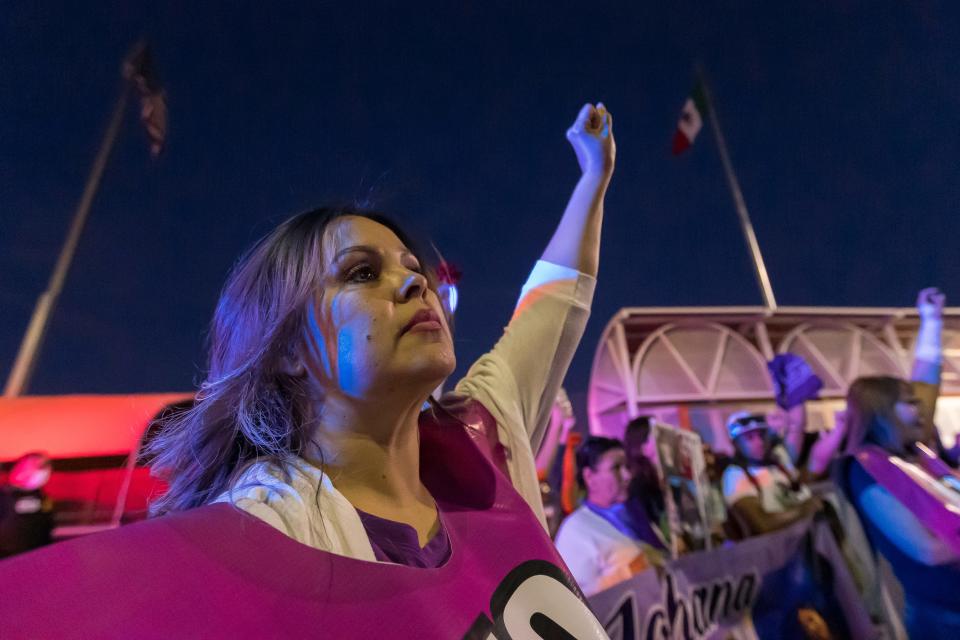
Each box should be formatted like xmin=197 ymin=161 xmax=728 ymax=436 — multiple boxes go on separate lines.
xmin=403 ymin=351 xmax=457 ymax=383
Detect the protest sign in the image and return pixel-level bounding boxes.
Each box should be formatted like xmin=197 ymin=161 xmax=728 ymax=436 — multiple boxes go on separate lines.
xmin=589 ymin=520 xmax=876 ymax=640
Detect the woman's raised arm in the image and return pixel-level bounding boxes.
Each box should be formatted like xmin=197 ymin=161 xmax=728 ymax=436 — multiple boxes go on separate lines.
xmin=912 ymin=287 xmax=945 ymax=386
xmin=457 ymin=103 xmax=616 ymax=444
xmin=541 ymin=103 xmax=615 ymax=277
xmin=454 ymin=104 xmax=615 ymax=520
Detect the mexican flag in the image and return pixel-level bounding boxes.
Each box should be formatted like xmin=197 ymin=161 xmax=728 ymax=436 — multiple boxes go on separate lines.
xmin=672 ymin=81 xmax=708 ymax=155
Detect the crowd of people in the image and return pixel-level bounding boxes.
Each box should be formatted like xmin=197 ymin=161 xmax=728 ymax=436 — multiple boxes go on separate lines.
xmin=0 ymin=98 xmax=956 ymax=639
xmin=541 ymin=287 xmax=959 ymax=638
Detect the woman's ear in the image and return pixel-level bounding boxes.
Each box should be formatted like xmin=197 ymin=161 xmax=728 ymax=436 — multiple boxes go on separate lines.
xmin=279 ymin=352 xmax=306 ymax=378
xmin=581 ymin=466 xmax=595 ymax=489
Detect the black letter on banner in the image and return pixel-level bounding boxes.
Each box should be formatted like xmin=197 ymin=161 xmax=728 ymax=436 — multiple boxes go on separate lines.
xmin=488 ymin=560 xmax=605 ymax=639
xmin=734 ymin=573 xmax=758 ymax=612
xmin=603 ymin=593 xmax=638 ymax=640
xmin=691 ymin=586 xmax=711 ymax=635
xmin=644 ymin=609 xmax=669 ymax=640
xmin=709 ymin=582 xmax=731 ymax=620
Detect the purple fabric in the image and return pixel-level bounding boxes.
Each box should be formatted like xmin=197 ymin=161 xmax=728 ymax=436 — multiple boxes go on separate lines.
xmin=586 ymin=500 xmax=665 ymax=550
xmin=356 ymin=508 xmax=451 ymax=567
xmin=768 ymin=353 xmax=823 ymax=410
xmin=854 ymin=445 xmax=960 ymax=556
xmin=0 ymin=395 xmax=603 ymax=639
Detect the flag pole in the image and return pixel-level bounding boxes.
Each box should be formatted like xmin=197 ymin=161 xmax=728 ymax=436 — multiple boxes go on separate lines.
xmin=697 ymin=66 xmax=778 ymax=311
xmin=4 ymin=85 xmax=130 ymax=397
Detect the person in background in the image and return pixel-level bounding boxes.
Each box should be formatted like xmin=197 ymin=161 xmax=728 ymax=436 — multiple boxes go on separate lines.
xmin=840 ymin=289 xmax=960 ymax=638
xmin=625 ymin=417 xmax=730 ymax=550
xmin=700 ymin=444 xmax=732 ymax=544
xmin=622 ymin=416 xmax=668 ymax=548
xmin=554 ymin=436 xmax=663 ymax=596
xmin=766 ymin=353 xmax=847 ymax=479
xmin=721 ymin=412 xmax=822 ymax=537
xmin=908 ymin=287 xmax=958 ymax=466
xmin=559 ymin=428 xmax=584 ymax=517
xmin=0 ymin=452 xmax=54 ymax=558
xmin=535 ymin=388 xmax=576 ymax=479
xmin=535 ymin=388 xmax=577 ymax=536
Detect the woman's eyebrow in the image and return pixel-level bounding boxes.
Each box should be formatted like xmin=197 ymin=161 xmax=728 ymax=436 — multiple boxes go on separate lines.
xmin=333 ymin=246 xmax=414 ymax=261
xmin=333 ymin=245 xmax=380 ymax=261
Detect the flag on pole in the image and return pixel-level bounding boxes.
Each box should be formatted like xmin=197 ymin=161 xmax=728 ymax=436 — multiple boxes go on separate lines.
xmin=672 ymin=81 xmax=708 ymax=155
xmin=123 ymin=43 xmax=167 ymax=157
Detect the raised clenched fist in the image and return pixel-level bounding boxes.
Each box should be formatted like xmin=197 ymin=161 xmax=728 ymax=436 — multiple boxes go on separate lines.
xmin=917 ymin=287 xmax=946 ymax=321
xmin=566 ymin=103 xmax=615 ymax=179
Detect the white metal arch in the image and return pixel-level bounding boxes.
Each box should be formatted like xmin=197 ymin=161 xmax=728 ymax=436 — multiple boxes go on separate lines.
xmin=630 ymin=322 xmax=772 ymax=403
xmin=588 ymin=316 xmax=635 ymax=439
xmin=777 ymin=321 xmax=906 ymax=395
xmin=587 ymin=306 xmax=960 ymax=442
xmin=588 ymin=316 xmax=775 ymax=439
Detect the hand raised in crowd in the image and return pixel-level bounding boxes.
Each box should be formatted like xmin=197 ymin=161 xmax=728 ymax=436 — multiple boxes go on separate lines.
xmin=566 ymin=103 xmax=616 ymax=179
xmin=917 ymin=287 xmax=946 ymax=320
xmin=560 ymin=414 xmax=577 ymax=443
xmin=556 ymin=389 xmax=577 ymax=441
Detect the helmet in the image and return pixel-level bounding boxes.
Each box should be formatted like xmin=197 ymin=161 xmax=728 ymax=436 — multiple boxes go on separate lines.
xmin=726 ymin=411 xmax=769 ymax=441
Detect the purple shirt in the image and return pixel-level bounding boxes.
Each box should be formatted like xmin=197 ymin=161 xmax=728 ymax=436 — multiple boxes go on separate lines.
xmin=356 ymin=508 xmax=451 ymax=567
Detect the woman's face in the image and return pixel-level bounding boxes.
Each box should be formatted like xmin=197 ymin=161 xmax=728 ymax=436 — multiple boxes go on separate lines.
xmin=301 ymin=216 xmax=455 ymax=399
xmin=894 ymin=387 xmax=925 ymax=444
xmin=735 ymin=429 xmax=768 ymax=462
xmin=584 ymin=448 xmax=632 ymax=506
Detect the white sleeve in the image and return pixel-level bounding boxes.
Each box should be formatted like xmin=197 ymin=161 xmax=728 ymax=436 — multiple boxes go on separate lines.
xmin=554 ymin=517 xmax=601 ymax=597
xmin=722 ymin=466 xmax=759 ymax=507
xmin=234 ymin=500 xmax=296 ymax=535
xmin=457 ymin=260 xmax=595 ymax=448
xmin=455 ymin=260 xmax=595 ymax=524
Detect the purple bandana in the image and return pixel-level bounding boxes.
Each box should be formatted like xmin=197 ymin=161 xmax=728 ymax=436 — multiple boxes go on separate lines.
xmin=768 ymin=353 xmax=823 ymax=410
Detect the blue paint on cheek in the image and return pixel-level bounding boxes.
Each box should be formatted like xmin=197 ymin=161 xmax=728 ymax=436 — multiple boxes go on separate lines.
xmin=337 ymin=330 xmax=360 ymax=394
xmin=328 ymin=294 xmax=371 ymax=396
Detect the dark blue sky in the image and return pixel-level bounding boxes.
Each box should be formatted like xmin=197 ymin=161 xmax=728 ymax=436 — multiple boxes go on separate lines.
xmin=2 ymin=2 xmax=958 ymax=416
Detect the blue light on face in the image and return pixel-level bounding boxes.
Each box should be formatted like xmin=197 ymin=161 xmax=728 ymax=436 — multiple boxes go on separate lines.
xmin=337 ymin=328 xmax=361 ymax=395
xmin=307 ymin=298 xmax=364 ymax=395
xmin=438 ymin=283 xmax=458 ymax=315
xmin=447 ymin=284 xmax=459 ymax=314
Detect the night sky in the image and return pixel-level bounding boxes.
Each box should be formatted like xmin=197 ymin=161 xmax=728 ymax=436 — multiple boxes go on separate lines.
xmin=2 ymin=3 xmax=958 ymax=418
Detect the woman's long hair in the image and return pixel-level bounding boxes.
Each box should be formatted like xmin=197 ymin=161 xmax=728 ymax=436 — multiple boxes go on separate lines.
xmin=843 ymin=375 xmax=913 ymax=456
xmin=144 ymin=206 xmax=433 ymax=516
xmin=623 ymin=417 xmax=665 ymax=522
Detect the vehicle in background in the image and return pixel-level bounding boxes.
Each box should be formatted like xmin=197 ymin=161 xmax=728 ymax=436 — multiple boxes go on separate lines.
xmin=0 ymin=394 xmax=192 ymax=541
